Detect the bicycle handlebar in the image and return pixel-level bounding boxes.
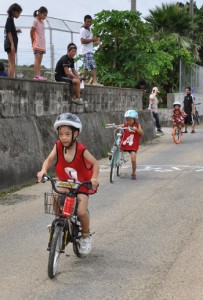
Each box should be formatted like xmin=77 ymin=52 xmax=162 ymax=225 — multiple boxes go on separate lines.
xmin=105 ymin=124 xmax=135 ymax=132
xmin=41 ymin=174 xmax=92 ymax=196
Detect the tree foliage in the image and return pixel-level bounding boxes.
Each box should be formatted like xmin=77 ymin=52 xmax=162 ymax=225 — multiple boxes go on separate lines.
xmin=92 ymin=9 xmax=194 ymax=91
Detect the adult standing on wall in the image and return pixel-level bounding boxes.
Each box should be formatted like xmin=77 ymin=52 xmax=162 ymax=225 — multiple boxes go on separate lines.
xmin=182 ymin=86 xmax=195 ymax=133
xmin=148 ymin=87 xmax=163 ymax=133
xmin=4 ymin=3 xmax=22 ymax=77
xmin=80 ymin=15 xmax=102 ymax=86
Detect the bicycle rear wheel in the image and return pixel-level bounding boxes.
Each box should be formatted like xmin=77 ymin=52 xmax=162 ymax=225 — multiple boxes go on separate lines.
xmin=172 ymin=126 xmax=182 ymax=144
xmin=195 ymin=111 xmax=200 ymax=125
xmin=110 ymin=148 xmax=120 ymax=183
xmin=48 ymin=225 xmax=63 ymax=279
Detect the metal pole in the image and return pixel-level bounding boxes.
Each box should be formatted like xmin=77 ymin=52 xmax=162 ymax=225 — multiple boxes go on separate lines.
xmin=189 ymin=0 xmax=194 ymax=17
xmin=179 ymin=58 xmax=182 ymax=93
xmin=131 ymin=0 xmax=136 ymax=11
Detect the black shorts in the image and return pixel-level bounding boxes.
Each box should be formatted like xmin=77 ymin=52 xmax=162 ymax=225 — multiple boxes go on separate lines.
xmin=55 ymin=76 xmax=73 ymax=83
xmin=184 ymin=114 xmax=194 ymax=125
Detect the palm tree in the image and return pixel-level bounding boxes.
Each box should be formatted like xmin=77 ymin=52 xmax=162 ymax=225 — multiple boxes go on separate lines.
xmin=145 ymin=3 xmax=200 ymax=61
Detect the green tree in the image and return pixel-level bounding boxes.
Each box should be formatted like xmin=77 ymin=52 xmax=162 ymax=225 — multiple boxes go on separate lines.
xmin=92 ymin=10 xmax=193 ymax=92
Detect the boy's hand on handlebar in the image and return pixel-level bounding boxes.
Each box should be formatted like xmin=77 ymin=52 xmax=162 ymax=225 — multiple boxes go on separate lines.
xmin=90 ymin=178 xmax=99 ymax=190
xmin=37 ymin=171 xmax=45 ymax=183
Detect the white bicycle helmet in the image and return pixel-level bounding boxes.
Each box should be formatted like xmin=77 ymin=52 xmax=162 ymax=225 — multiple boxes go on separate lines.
xmin=173 ymin=101 xmax=181 ymax=107
xmin=54 ymin=112 xmax=82 ymax=133
xmin=124 ymin=109 xmax=138 ymax=119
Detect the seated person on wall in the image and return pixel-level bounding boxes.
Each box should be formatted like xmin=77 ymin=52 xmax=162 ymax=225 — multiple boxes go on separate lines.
xmin=55 ymin=43 xmax=86 ymax=105
xmin=0 ymin=62 xmax=8 ymax=77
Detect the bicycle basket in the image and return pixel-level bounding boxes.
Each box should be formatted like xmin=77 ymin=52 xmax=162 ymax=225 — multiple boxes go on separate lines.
xmin=44 ymin=193 xmax=61 ymax=216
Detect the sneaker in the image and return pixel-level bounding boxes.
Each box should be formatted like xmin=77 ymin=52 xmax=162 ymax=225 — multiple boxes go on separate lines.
xmin=182 ymin=130 xmax=188 ymax=133
xmin=79 ymin=236 xmax=92 ymax=255
xmin=157 ymin=129 xmax=163 ymax=133
xmin=34 ymin=76 xmax=47 ymax=81
xmin=191 ymin=130 xmax=196 ymax=133
xmin=71 ymin=98 xmax=87 ymax=105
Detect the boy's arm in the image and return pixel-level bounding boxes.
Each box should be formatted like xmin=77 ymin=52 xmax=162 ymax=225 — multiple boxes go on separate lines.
xmin=63 ymin=66 xmax=78 ymax=79
xmin=72 ymin=68 xmax=80 ymax=78
xmin=133 ymin=124 xmax=144 ymax=136
xmin=83 ymin=150 xmax=99 ymax=189
xmin=37 ymin=145 xmax=57 ymax=182
xmin=116 ymin=123 xmax=124 ymax=128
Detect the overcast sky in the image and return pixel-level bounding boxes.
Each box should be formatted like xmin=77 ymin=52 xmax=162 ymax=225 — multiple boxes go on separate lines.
xmin=1 ymin=1 xmax=202 ymax=69
xmin=1 ymin=0 xmax=202 ymax=22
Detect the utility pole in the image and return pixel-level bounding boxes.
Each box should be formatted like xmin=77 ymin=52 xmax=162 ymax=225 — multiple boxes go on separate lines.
xmin=189 ymin=0 xmax=194 ymax=17
xmin=131 ymin=0 xmax=136 ymax=11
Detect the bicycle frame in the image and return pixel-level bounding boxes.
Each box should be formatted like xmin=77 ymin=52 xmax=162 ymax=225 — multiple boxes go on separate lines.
xmin=42 ymin=175 xmax=93 ymax=278
xmin=106 ymin=124 xmax=134 ymax=183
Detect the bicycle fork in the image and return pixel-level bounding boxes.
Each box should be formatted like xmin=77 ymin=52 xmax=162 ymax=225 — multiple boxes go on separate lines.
xmin=47 ymin=219 xmax=67 ymax=253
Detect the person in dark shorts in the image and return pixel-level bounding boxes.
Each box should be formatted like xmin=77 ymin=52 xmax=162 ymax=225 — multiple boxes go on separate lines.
xmin=183 ymin=86 xmax=195 ymax=133
xmin=55 ymin=43 xmax=86 ymax=105
xmin=4 ymin=3 xmax=22 ymax=77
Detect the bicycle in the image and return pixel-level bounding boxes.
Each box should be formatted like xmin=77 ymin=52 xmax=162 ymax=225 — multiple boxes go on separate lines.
xmin=105 ymin=124 xmax=134 ymax=183
xmin=172 ymin=122 xmax=183 ymax=144
xmin=194 ymin=102 xmax=201 ymax=125
xmin=42 ymin=174 xmax=93 ymax=279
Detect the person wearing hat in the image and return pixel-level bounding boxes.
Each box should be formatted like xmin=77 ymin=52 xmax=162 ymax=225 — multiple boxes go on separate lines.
xmin=148 ymin=87 xmax=163 ymax=133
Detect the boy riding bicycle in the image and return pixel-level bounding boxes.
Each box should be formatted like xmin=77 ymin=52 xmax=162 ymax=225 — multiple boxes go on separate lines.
xmin=37 ymin=112 xmax=99 ymax=255
xmin=117 ymin=110 xmax=144 ymax=180
xmin=172 ymin=101 xmax=186 ymax=128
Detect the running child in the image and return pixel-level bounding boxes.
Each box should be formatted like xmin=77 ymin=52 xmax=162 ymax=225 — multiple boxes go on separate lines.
xmin=37 ymin=113 xmax=99 ymax=255
xmin=30 ymin=6 xmax=48 ymax=81
xmin=4 ymin=3 xmax=22 ymax=77
xmin=117 ymin=110 xmax=144 ymax=180
xmin=172 ymin=101 xmax=186 ymax=128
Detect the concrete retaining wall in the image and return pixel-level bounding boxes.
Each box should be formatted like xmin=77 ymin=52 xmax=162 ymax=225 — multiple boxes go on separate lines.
xmin=0 ymin=78 xmax=155 ymax=191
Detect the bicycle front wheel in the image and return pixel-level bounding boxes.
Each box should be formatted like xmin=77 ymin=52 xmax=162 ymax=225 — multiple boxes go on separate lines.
xmin=172 ymin=126 xmax=182 ymax=144
xmin=48 ymin=225 xmax=63 ymax=279
xmin=110 ymin=148 xmax=120 ymax=183
xmin=72 ymin=223 xmax=82 ymax=258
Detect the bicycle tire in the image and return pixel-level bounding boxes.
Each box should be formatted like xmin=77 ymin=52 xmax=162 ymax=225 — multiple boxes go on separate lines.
xmin=72 ymin=223 xmax=81 ymax=258
xmin=172 ymin=126 xmax=182 ymax=144
xmin=195 ymin=111 xmax=200 ymax=125
xmin=48 ymin=225 xmax=63 ymax=279
xmin=110 ymin=148 xmax=120 ymax=183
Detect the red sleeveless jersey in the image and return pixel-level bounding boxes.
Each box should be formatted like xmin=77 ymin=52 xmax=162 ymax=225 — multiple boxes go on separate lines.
xmin=55 ymin=140 xmax=94 ymax=195
xmin=120 ymin=122 xmax=141 ymax=151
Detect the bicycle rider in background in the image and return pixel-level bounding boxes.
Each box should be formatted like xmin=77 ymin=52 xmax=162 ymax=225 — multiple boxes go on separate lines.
xmin=172 ymin=101 xmax=186 ymax=129
xmin=117 ymin=110 xmax=144 ymax=180
xmin=37 ymin=112 xmax=99 ymax=255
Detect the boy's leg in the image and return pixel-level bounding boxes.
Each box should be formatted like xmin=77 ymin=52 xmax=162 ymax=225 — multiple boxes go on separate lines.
xmin=91 ymin=68 xmax=97 ymax=84
xmin=77 ymin=194 xmax=92 ymax=254
xmin=72 ymin=78 xmax=81 ymax=99
xmin=77 ymin=194 xmax=90 ymax=236
xmin=130 ymin=151 xmax=137 ymax=179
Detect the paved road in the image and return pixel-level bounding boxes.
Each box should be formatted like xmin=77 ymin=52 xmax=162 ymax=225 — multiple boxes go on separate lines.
xmin=1 ymin=126 xmax=203 ymax=300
